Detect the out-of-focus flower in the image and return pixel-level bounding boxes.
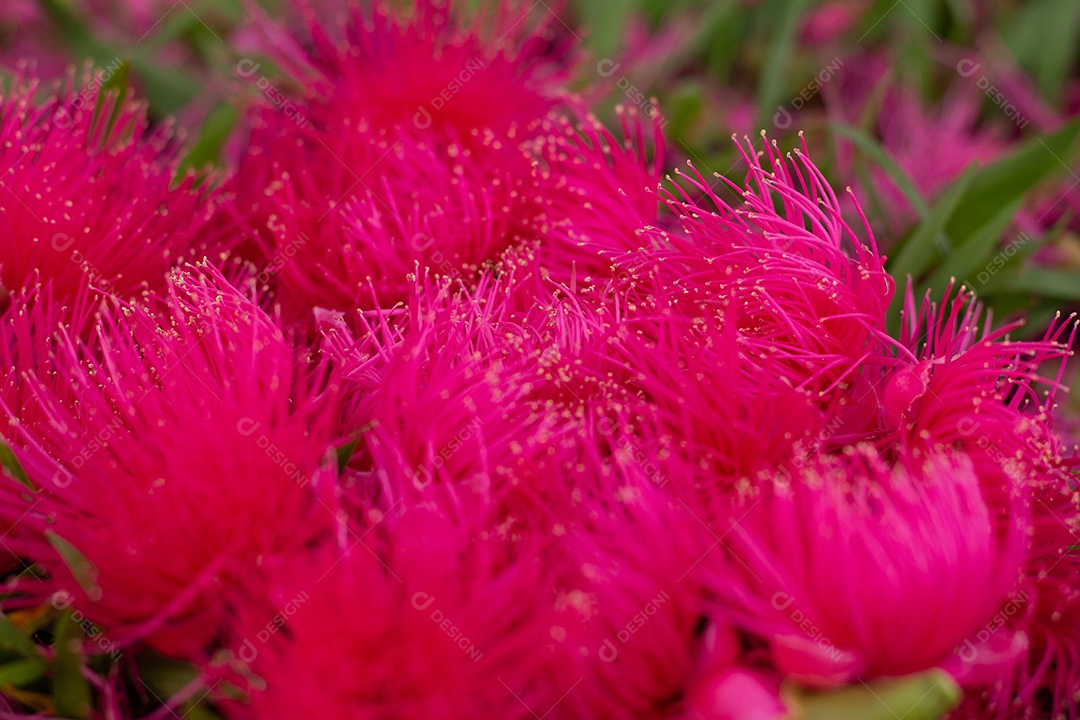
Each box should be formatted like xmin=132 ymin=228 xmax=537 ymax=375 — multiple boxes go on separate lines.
xmin=0 ymin=75 xmax=217 ymax=307
xmin=218 ymin=504 xmax=553 ymax=720
xmin=717 ymin=447 xmax=1029 ymax=689
xmin=0 ymin=265 xmax=340 ymax=659
xmin=226 ymin=0 xmax=661 ymax=326
xmin=799 ymin=0 xmax=865 ymax=46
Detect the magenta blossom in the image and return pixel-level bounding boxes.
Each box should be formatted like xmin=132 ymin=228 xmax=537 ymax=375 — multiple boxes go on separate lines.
xmin=0 ymin=74 xmax=217 ymax=306
xmin=0 ymin=265 xmax=340 ymax=659
xmin=716 ymin=447 xmax=1029 ymax=689
xmin=218 ymin=502 xmax=555 ymax=720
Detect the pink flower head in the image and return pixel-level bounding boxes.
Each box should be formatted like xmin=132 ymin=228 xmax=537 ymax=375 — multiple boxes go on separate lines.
xmin=0 ymin=264 xmax=340 ymax=659
xmin=1010 ymin=476 xmax=1080 ymax=719
xmin=219 ymin=432 xmax=754 ymax=720
xmin=0 ymin=74 xmax=217 ymax=306
xmin=949 ymin=473 xmax=1080 ymax=720
xmin=636 ymin=135 xmax=894 ymax=394
xmin=529 ymin=479 xmax=744 ymax=720
xmin=609 ymin=135 xmax=893 ymax=486
xmin=0 ymin=280 xmax=101 ymax=426
xmin=326 ymin=267 xmax=654 ymax=518
xmin=217 ymin=500 xmax=557 ymax=720
xmin=227 ymin=0 xmax=661 ymax=324
xmin=533 ymin=105 xmax=666 ymax=286
xmin=248 ymin=0 xmax=573 ymax=143
xmin=885 ymin=283 xmax=1074 ymax=509
xmin=715 ymin=446 xmax=1029 ymax=689
xmin=613 ymin=307 xmax=832 ymax=497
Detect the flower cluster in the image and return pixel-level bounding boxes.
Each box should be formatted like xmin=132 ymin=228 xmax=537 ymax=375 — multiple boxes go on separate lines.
xmin=0 ymin=2 xmax=1078 ymax=719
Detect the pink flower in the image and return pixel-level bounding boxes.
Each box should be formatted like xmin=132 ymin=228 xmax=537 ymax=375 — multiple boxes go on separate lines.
xmin=715 ymin=447 xmax=1029 ymax=688
xmin=0 ymin=265 xmax=340 ymax=659
xmin=827 ymin=62 xmax=1004 ymax=234
xmin=217 ymin=505 xmax=554 ymax=720
xmin=799 ymin=0 xmax=864 ymax=45
xmin=950 ymin=475 xmax=1080 ymax=720
xmin=885 ymin=283 xmax=1074 ymax=515
xmin=218 ymin=448 xmax=765 ymax=720
xmin=610 ymin=135 xmax=893 ymax=479
xmin=223 ymin=0 xmax=569 ymax=320
xmin=226 ymin=0 xmax=661 ymax=325
xmin=246 ymin=0 xmax=573 ymax=142
xmin=1006 ymin=477 xmax=1080 ymax=720
xmin=535 ymin=106 xmax=666 ymax=286
xmin=326 ymin=265 xmax=654 ymax=514
xmin=0 ymin=74 xmax=217 ymax=306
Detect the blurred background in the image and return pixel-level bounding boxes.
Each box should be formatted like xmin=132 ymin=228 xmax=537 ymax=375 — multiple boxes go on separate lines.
xmin=3 ymin=0 xmax=1080 ymax=389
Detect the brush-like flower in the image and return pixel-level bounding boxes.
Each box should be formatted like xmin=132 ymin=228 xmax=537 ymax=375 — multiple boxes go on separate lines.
xmin=251 ymin=0 xmax=572 ymax=142
xmin=0 ymin=75 xmax=217 ymax=306
xmin=879 ymin=285 xmax=1080 ymax=718
xmin=313 ymin=266 xmax=779 ymax=718
xmin=714 ymin=446 xmax=1029 ymax=689
xmin=217 ymin=499 xmax=559 ymax=720
xmin=0 ymin=281 xmax=101 ymax=430
xmin=327 ymin=265 xmax=654 ymax=517
xmin=533 ymin=478 xmax=750 ymax=720
xmin=621 ymin=134 xmax=894 ymax=401
xmin=604 ymin=135 xmax=892 ymax=499
xmin=977 ymin=476 xmax=1080 ymax=720
xmin=532 ymin=106 xmax=666 ymax=286
xmin=228 ymin=0 xmax=662 ymax=324
xmin=884 ymin=284 xmax=1073 ymax=513
xmin=225 ymin=0 xmax=569 ymax=319
xmin=219 ymin=429 xmax=768 ymax=720
xmin=612 ymin=309 xmax=834 ymax=501
xmin=948 ymin=471 xmax=1080 ymax=720
xmin=0 ymin=265 xmax=340 ymax=659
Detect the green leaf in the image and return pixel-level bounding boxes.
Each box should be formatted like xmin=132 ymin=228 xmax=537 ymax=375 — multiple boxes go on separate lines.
xmin=53 ymin=611 xmax=91 ymax=719
xmin=34 ymin=0 xmax=201 ymax=119
xmin=0 ymin=613 xmax=44 ymax=658
xmin=576 ymin=0 xmax=640 ymax=58
xmin=179 ymin=701 xmax=225 ymax=720
xmin=696 ymin=1 xmax=747 ymax=80
xmin=993 ymin=267 xmax=1080 ymax=301
xmin=756 ymin=0 xmax=815 ymax=130
xmin=136 ymin=651 xmax=201 ymax=699
xmin=1003 ymin=0 xmax=1080 ymax=104
xmin=665 ymin=81 xmax=706 ymax=143
xmin=0 ymin=657 xmax=47 ymax=688
xmin=831 ymin=122 xmax=930 ymax=220
xmin=887 ymin=164 xmax=977 ymax=283
xmin=944 ymin=118 xmax=1080 ymax=242
xmin=789 ymin=669 xmax=961 ymax=720
xmin=925 ymin=197 xmax=1024 ymax=292
xmin=130 ymin=62 xmax=202 ymax=121
xmin=91 ymin=60 xmax=132 ymax=144
xmin=335 ymin=439 xmax=360 ymax=475
xmin=44 ymin=533 xmax=101 ymax=602
xmin=177 ymin=103 xmax=240 ymax=180
xmin=0 ymin=440 xmax=34 ymax=491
